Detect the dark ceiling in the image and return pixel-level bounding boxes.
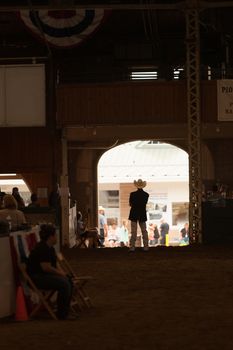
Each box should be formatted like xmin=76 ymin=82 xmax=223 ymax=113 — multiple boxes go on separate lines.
xmin=0 ymin=1 xmax=233 ymax=82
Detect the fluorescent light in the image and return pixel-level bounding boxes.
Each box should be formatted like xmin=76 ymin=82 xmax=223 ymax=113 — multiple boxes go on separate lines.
xmin=173 ymin=67 xmax=184 ymax=80
xmin=130 ymin=70 xmax=158 ymax=80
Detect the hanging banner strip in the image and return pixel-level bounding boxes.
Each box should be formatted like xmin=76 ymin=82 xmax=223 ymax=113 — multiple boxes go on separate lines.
xmin=19 ymin=9 xmax=108 ymax=48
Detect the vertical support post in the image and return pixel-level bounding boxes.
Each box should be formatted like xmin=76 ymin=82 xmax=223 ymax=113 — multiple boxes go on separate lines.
xmin=185 ymin=0 xmax=202 ymax=243
xmin=60 ymin=137 xmax=69 ymax=246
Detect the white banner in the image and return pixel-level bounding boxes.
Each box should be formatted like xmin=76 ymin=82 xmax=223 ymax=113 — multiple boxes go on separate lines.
xmin=217 ymin=79 xmax=233 ymax=121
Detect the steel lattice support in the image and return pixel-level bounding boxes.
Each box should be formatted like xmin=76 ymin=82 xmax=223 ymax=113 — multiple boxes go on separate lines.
xmin=185 ymin=1 xmax=202 ymax=244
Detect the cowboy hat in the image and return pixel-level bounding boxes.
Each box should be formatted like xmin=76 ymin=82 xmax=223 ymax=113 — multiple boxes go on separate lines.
xmin=99 ymin=205 xmax=105 ymax=211
xmin=134 ymin=179 xmax=147 ymax=188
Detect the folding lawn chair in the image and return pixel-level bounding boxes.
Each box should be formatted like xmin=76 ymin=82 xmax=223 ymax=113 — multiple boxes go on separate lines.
xmin=57 ymin=252 xmax=93 ymax=309
xmin=18 ymin=262 xmax=58 ymax=320
xmin=76 ymin=231 xmax=88 ymax=248
xmin=76 ymin=229 xmax=99 ymax=248
xmin=75 ymin=211 xmax=100 ymax=248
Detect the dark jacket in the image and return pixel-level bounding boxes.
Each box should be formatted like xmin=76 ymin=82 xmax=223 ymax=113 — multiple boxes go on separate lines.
xmin=128 ymin=189 xmax=149 ymax=222
xmin=160 ymin=222 xmax=169 ymax=236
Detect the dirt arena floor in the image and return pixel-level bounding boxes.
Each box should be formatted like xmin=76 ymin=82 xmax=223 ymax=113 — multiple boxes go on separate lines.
xmin=1 ymin=245 xmax=233 ymax=350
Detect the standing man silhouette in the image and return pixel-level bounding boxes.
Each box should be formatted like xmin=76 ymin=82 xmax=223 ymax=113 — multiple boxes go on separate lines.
xmin=98 ymin=206 xmax=108 ymax=247
xmin=128 ymin=179 xmax=149 ymax=252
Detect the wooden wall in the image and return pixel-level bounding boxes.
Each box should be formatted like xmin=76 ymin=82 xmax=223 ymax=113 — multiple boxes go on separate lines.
xmin=56 ymin=79 xmax=232 ymax=231
xmin=119 ymin=183 xmax=134 ymax=225
xmin=0 ymin=127 xmax=61 ymax=202
xmin=57 ymin=80 xmax=217 ymax=126
xmin=201 ymin=81 xmax=217 ymax=122
xmin=207 ymin=139 xmax=233 ymax=186
xmin=0 ymin=128 xmax=51 ymax=171
xmin=0 ymin=79 xmax=225 ymax=224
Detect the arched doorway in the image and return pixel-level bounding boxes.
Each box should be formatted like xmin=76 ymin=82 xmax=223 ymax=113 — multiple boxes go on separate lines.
xmin=0 ymin=173 xmax=31 ymax=205
xmin=97 ymin=140 xmax=189 ymax=247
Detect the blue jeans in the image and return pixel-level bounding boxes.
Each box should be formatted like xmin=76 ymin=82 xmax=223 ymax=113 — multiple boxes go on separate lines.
xmin=130 ymin=221 xmax=148 ymax=248
xmin=31 ymin=273 xmax=73 ymax=319
xmin=160 ymin=233 xmax=167 ymax=245
xmin=99 ymin=228 xmax=105 ymax=246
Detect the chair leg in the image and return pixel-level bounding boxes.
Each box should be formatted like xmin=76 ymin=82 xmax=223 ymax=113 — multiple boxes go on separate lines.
xmin=76 ymin=238 xmax=88 ymax=248
xmin=70 ymin=293 xmax=84 ymax=312
xmin=73 ymin=284 xmax=93 ymax=308
xmin=29 ymin=290 xmax=58 ymax=320
xmin=56 ymin=254 xmax=93 ymax=308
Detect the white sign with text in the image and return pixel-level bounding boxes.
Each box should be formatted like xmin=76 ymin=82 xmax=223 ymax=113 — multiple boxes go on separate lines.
xmin=217 ymin=79 xmax=233 ymax=121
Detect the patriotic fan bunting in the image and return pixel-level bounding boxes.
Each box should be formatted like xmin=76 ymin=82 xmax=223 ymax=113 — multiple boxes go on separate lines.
xmin=19 ymin=9 xmax=107 ymax=48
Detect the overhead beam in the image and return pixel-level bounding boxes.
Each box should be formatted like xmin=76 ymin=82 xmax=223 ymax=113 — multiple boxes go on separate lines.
xmin=63 ymin=124 xmax=188 ymax=142
xmin=63 ymin=123 xmax=233 ymax=143
xmin=0 ymin=1 xmax=233 ymax=11
xmin=201 ymin=1 xmax=233 ymax=8
xmin=0 ymin=3 xmax=182 ymax=11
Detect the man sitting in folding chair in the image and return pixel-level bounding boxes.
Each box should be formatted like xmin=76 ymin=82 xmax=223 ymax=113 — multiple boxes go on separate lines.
xmin=27 ymin=224 xmax=75 ymax=320
xmin=75 ymin=211 xmax=99 ymax=248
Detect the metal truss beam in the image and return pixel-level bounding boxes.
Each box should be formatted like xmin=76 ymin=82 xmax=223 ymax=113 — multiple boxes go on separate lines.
xmin=185 ymin=0 xmax=202 ymax=244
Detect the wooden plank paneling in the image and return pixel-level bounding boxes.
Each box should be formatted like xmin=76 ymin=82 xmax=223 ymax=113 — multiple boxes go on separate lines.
xmin=201 ymin=81 xmax=217 ymax=122
xmin=22 ymin=172 xmax=51 ymax=206
xmin=131 ymin=82 xmax=186 ymax=122
xmin=0 ymin=127 xmax=57 ymax=197
xmin=0 ymin=128 xmax=53 ymax=172
xmin=209 ymin=139 xmax=233 ymax=183
xmin=57 ymin=80 xmax=217 ymax=126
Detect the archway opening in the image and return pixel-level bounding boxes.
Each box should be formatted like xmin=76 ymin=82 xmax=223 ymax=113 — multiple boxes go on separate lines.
xmin=98 ymin=140 xmax=189 ymax=247
xmin=0 ymin=173 xmax=31 ymax=205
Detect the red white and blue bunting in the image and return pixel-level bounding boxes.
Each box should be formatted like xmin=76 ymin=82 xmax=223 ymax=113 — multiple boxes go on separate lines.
xmin=19 ymin=9 xmax=107 ymax=48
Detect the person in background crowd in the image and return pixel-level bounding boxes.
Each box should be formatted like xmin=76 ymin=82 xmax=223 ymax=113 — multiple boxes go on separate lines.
xmin=99 ymin=206 xmax=108 ymax=247
xmin=75 ymin=211 xmax=86 ymax=238
xmin=119 ymin=219 xmax=129 ymax=247
xmin=148 ymin=222 xmax=156 ymax=246
xmin=28 ymin=193 xmax=40 ymax=208
xmin=107 ymin=221 xmax=120 ymax=247
xmin=180 ymin=222 xmax=189 ymax=244
xmin=153 ymin=223 xmax=160 ymax=245
xmin=159 ymin=219 xmax=169 ymax=246
xmin=0 ymin=194 xmax=26 ymax=231
xmin=207 ymin=184 xmax=225 ymax=207
xmin=75 ymin=210 xmax=99 ymax=248
xmin=12 ymin=187 xmax=25 ymax=209
xmin=208 ymin=184 xmax=222 ymax=200
xmin=27 ymin=224 xmax=75 ymax=320
xmin=0 ymin=192 xmax=6 ymax=209
xmin=128 ymin=179 xmax=149 ymax=252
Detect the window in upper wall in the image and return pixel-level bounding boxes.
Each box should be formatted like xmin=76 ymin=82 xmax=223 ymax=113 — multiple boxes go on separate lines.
xmin=0 ymin=64 xmax=46 ymax=127
xmin=99 ymin=190 xmax=119 ymax=208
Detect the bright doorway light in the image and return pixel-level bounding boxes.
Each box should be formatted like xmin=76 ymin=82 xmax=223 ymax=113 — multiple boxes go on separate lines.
xmin=98 ymin=141 xmax=189 ymax=247
xmin=0 ymin=174 xmax=31 ymax=205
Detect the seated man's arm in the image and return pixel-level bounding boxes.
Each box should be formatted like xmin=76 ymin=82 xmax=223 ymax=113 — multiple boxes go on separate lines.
xmin=40 ymin=262 xmax=66 ymax=277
